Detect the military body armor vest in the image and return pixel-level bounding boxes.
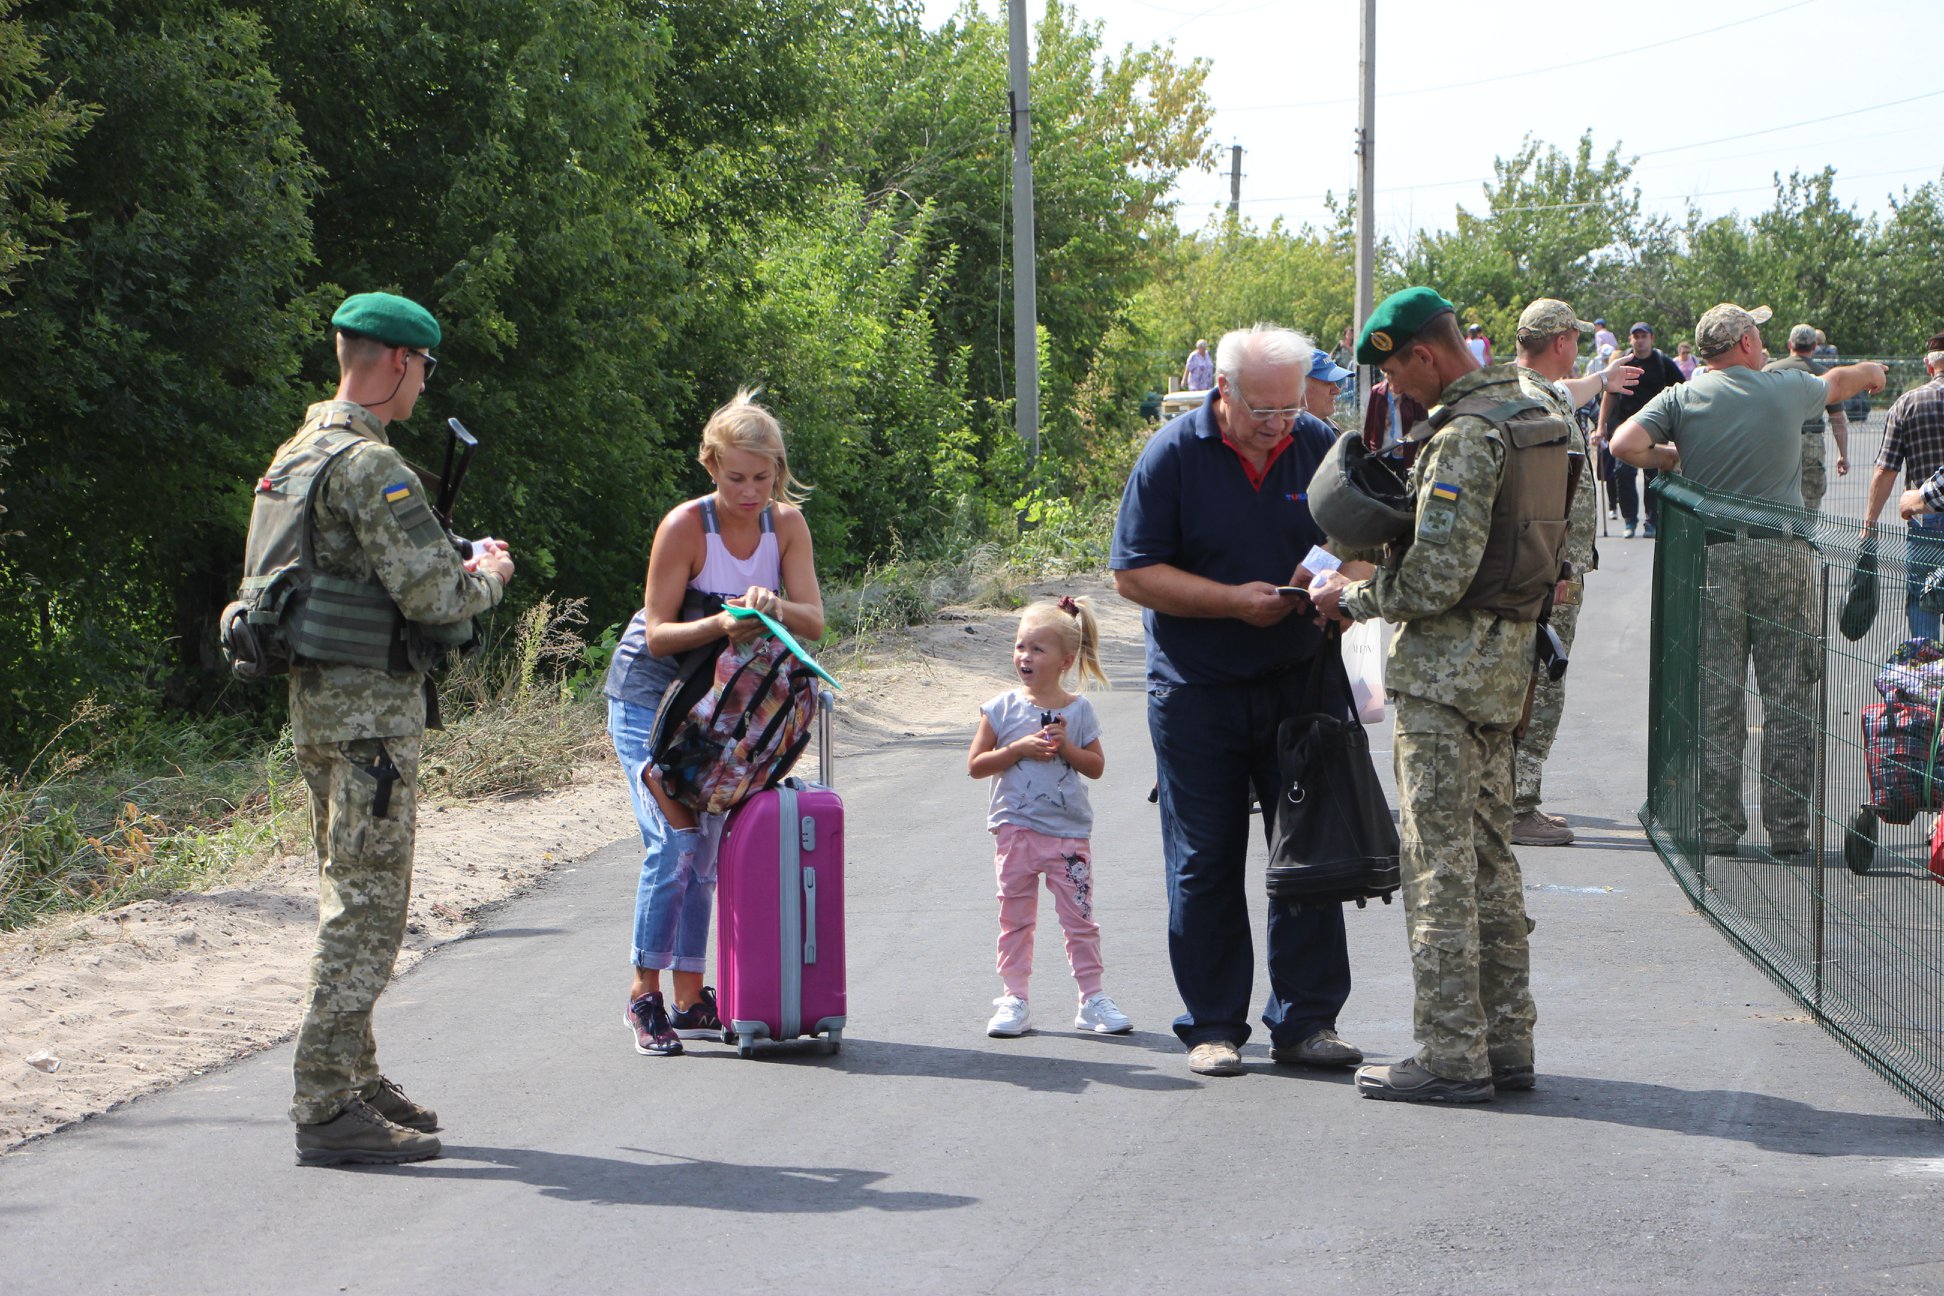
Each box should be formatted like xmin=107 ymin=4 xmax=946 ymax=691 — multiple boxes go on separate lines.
xmin=221 ymin=416 xmax=466 ymax=680
xmin=1426 ymin=392 xmax=1572 ymax=624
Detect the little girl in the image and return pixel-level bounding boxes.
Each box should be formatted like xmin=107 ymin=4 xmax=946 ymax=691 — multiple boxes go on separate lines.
xmin=966 ymin=596 xmax=1131 ymax=1038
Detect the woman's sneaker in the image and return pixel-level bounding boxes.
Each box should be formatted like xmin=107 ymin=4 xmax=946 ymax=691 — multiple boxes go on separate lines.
xmin=625 ymin=991 xmax=684 ymax=1056
xmin=1074 ymin=992 xmax=1133 ymax=1034
xmin=986 ymin=994 xmax=1032 ymax=1037
xmin=669 ymin=986 xmax=725 ymax=1040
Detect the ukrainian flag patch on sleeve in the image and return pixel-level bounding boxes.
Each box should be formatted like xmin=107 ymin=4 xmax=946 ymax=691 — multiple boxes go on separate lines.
xmin=383 ymin=481 xmax=413 ymax=503
xmin=1429 ymin=481 xmax=1461 ymax=502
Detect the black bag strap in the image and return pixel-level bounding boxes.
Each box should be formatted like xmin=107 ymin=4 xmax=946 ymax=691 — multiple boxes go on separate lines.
xmin=1296 ymin=625 xmax=1354 ymax=718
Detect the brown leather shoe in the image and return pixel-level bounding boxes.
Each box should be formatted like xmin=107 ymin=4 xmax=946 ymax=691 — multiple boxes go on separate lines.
xmin=1271 ymin=1027 xmax=1364 ymax=1068
xmin=1511 ymin=811 xmax=1574 ymax=846
xmin=1187 ymin=1040 xmax=1244 ymax=1077
xmin=366 ymin=1075 xmax=439 ymax=1132
xmin=1354 ymin=1056 xmax=1493 ymax=1104
xmin=295 ymin=1098 xmax=442 ymax=1167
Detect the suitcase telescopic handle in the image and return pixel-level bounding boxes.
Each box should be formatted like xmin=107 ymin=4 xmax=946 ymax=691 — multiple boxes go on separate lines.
xmin=817 ymin=688 xmax=835 ymax=787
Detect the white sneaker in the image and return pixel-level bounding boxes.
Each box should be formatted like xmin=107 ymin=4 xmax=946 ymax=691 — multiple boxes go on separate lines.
xmin=1074 ymin=992 xmax=1133 ymax=1035
xmin=987 ymin=995 xmax=1032 ymax=1037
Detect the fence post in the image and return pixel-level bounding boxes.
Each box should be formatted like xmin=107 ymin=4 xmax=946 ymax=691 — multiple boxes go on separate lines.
xmin=1813 ymin=560 xmax=1829 ymax=1011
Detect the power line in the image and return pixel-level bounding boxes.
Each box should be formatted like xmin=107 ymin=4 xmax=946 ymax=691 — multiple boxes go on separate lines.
xmin=1633 ymin=89 xmax=1944 ymax=158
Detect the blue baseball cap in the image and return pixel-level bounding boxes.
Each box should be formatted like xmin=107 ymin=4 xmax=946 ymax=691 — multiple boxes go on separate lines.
xmin=1309 ymin=348 xmax=1353 ymax=384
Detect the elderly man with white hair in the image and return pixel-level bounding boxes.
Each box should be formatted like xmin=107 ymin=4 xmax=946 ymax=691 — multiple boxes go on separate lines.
xmin=1111 ymin=323 xmax=1362 ymax=1078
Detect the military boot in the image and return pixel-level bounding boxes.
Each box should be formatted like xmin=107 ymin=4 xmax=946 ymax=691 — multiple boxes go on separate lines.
xmin=1354 ymin=1055 xmax=1493 ymax=1104
xmin=366 ymin=1075 xmax=439 ymax=1132
xmin=295 ymin=1098 xmax=442 ymax=1166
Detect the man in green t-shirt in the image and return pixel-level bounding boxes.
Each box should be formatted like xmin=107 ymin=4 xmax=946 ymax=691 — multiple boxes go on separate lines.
xmin=1610 ymin=303 xmax=1884 ymax=860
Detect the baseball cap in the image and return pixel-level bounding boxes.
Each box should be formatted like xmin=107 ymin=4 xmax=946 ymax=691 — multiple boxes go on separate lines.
xmin=1788 ymin=323 xmax=1818 ymax=349
xmin=1694 ymin=303 xmax=1774 ymax=358
xmin=1629 ymin=322 xmax=1652 ymax=335
xmin=1593 ymin=318 xmax=1608 ymax=327
xmin=1356 ymin=287 xmax=1457 ymax=366
xmin=1308 ymin=348 xmax=1352 ymax=384
xmin=1516 ymin=299 xmax=1595 ymax=337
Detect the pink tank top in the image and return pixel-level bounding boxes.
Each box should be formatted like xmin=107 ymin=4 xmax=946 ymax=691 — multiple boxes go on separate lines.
xmin=692 ymin=497 xmax=781 ymax=597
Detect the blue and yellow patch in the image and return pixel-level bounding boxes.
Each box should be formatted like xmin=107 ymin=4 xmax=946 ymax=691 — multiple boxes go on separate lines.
xmin=383 ymin=481 xmax=413 ymax=504
xmin=1429 ymin=481 xmax=1460 ymax=502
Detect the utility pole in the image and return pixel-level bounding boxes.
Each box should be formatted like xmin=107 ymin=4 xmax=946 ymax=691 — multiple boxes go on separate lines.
xmin=1354 ymin=0 xmax=1377 ymax=419
xmin=1007 ymin=0 xmax=1040 ymax=462
xmin=1228 ymin=144 xmax=1243 ymax=220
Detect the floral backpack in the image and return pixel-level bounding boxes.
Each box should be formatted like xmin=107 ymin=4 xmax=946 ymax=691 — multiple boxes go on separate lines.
xmin=651 ymin=630 xmax=819 ymax=815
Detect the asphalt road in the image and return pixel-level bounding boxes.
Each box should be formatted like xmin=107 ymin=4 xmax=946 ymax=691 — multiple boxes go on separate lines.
xmin=5 ymin=465 xmax=1944 ymax=1293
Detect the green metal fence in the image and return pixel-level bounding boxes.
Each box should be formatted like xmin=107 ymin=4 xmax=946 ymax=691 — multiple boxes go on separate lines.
xmin=1644 ymin=476 xmax=1944 ymax=1120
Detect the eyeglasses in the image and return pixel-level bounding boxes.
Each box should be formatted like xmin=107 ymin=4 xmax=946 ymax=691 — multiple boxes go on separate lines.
xmin=1237 ymin=400 xmax=1304 ymax=423
xmin=407 ymin=349 xmax=438 ymax=379
xmin=1223 ymin=382 xmax=1303 ymax=423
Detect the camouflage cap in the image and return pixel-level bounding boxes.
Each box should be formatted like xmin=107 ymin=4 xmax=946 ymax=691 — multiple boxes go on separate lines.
xmin=1356 ymin=287 xmax=1456 ymax=366
xmin=1788 ymin=323 xmax=1818 ymax=349
xmin=1516 ymin=298 xmax=1595 ymax=338
xmin=331 ymin=292 xmax=441 ymax=349
xmin=1694 ymin=302 xmax=1773 ymax=358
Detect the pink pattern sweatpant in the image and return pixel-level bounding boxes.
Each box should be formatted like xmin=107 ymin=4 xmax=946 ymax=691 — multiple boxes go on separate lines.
xmin=993 ymin=823 xmax=1104 ymax=1001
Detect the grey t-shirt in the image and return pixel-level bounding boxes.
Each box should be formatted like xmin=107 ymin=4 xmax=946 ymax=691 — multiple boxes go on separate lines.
xmin=1631 ymin=365 xmax=1827 ymax=506
xmin=980 ymin=689 xmax=1100 ymax=838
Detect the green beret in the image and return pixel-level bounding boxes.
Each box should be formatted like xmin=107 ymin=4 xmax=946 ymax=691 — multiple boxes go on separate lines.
xmin=1356 ymin=287 xmax=1455 ymax=367
xmin=331 ymin=292 xmax=441 ymax=349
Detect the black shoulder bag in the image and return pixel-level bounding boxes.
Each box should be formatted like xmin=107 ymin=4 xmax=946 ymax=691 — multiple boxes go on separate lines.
xmin=1264 ymin=631 xmax=1400 ymax=910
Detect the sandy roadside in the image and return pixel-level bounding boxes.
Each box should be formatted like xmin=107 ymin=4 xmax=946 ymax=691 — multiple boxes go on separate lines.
xmin=0 ymin=577 xmax=1138 ymax=1150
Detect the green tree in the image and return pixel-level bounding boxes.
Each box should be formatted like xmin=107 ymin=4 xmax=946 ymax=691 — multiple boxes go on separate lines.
xmin=1399 ymin=132 xmax=1640 ymax=348
xmin=0 ymin=0 xmax=319 ymax=757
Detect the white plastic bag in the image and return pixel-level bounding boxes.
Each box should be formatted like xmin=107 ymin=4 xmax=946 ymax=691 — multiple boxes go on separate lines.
xmin=1342 ymin=619 xmax=1390 ymax=724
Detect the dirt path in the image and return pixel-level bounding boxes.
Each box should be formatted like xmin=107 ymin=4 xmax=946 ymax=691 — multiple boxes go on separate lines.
xmin=0 ymin=578 xmax=1137 ymax=1149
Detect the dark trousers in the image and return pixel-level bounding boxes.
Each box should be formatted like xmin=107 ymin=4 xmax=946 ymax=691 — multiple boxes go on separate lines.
xmin=1612 ymin=462 xmax=1659 ymax=526
xmin=1148 ymin=668 xmax=1352 ymax=1049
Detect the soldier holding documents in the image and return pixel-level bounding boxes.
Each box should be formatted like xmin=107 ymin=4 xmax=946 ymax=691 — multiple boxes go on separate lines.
xmin=253 ymin=292 xmax=514 ymax=1165
xmin=1311 ymin=287 xmax=1568 ymax=1105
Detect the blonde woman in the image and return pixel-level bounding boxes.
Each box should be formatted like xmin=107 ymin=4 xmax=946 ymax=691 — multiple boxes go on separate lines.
xmin=601 ymin=390 xmax=824 ymax=1054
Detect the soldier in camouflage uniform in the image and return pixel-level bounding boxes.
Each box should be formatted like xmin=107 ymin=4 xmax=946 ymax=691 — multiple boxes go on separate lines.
xmin=1508 ymin=299 xmax=1642 ymax=846
xmin=1314 ymin=288 xmax=1570 ymax=1104
xmin=1763 ymin=323 xmax=1852 ymax=513
xmin=272 ymin=293 xmax=514 ymax=1165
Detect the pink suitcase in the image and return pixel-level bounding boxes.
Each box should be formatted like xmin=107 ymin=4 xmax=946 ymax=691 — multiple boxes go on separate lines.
xmin=716 ymin=691 xmax=846 ymax=1056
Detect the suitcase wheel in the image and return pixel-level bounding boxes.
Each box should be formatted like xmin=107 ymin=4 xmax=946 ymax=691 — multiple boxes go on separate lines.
xmin=825 ymin=1028 xmax=842 ymax=1055
xmin=1846 ymin=806 xmax=1878 ymax=876
xmin=737 ymin=1034 xmax=757 ymax=1060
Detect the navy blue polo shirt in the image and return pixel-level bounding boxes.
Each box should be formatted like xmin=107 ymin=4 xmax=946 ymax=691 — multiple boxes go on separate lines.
xmin=1110 ymin=393 xmax=1336 ymax=686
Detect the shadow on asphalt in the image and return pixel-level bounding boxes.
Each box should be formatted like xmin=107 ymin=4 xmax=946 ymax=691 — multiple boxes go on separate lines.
xmin=387 ymin=1145 xmax=978 ymax=1211
xmin=1494 ymin=1075 xmax=1944 ymax=1155
xmin=677 ymin=1033 xmax=1201 ymax=1093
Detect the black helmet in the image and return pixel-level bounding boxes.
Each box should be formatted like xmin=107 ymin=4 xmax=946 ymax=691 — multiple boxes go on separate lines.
xmin=1307 ymin=430 xmax=1415 ymax=548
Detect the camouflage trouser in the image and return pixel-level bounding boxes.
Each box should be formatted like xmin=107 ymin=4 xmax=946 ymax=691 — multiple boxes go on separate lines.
xmin=1800 ymin=431 xmax=1825 ymax=513
xmin=1698 ymin=537 xmax=1820 ymax=851
xmin=289 ymin=735 xmax=420 ymax=1125
xmin=1394 ymin=694 xmax=1536 ymax=1082
xmin=1514 ymin=595 xmax=1582 ymax=815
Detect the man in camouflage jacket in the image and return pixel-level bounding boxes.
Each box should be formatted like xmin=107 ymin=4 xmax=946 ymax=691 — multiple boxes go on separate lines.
xmin=1313 ymin=288 xmax=1569 ymax=1104
xmin=280 ymin=292 xmax=514 ymax=1165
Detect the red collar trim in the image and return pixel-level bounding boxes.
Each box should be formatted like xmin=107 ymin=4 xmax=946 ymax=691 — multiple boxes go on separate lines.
xmin=1220 ymin=432 xmax=1292 ymax=490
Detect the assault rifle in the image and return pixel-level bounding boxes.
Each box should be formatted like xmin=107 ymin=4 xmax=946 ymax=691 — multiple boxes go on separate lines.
xmin=436 ymin=417 xmax=479 ymax=558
